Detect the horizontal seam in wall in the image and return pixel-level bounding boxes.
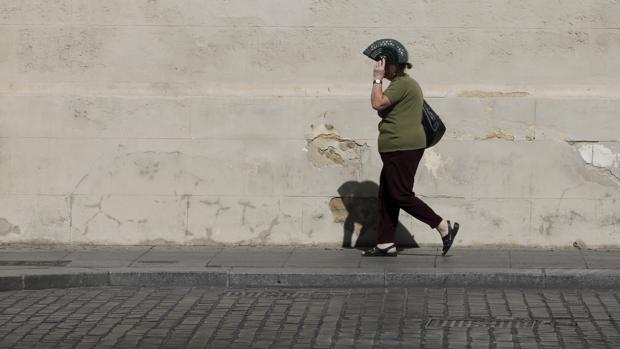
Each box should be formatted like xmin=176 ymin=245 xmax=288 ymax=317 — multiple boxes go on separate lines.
xmin=0 ymin=136 xmax=598 ymax=140
xmin=1 ymin=193 xmax=614 ymax=201
xmin=1 ymin=23 xmax=619 ymax=30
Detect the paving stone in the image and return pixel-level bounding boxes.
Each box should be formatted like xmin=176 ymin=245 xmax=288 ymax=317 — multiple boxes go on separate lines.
xmin=64 ymin=247 xmax=150 ymax=268
xmin=437 ymin=248 xmax=510 ymax=269
xmin=207 ymin=247 xmax=293 ymax=267
xmin=510 ymin=249 xmax=586 ymax=269
xmin=1 ymin=286 xmax=620 ymax=347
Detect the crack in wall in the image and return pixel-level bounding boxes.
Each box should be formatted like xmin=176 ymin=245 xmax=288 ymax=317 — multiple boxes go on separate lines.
xmin=67 ymin=174 xmax=89 ymax=239
xmin=457 ymin=90 xmax=530 ymax=98
xmin=532 ymin=141 xmax=620 ymax=238
xmin=184 ymin=195 xmax=192 ymax=237
xmin=605 ymin=169 xmax=620 ymax=183
xmin=200 ymin=199 xmax=231 ymax=217
xmin=199 ymin=198 xmax=286 ymax=245
xmin=237 ymin=216 xmax=280 ymax=245
xmin=238 ymin=201 xmax=256 ymax=225
xmin=77 ymin=195 xmax=134 ymax=236
xmin=539 ymin=210 xmax=585 ymax=236
xmin=257 ymin=217 xmax=279 ymax=244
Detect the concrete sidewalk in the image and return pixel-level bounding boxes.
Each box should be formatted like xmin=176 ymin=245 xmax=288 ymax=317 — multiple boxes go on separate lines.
xmin=0 ymin=245 xmax=619 ymax=291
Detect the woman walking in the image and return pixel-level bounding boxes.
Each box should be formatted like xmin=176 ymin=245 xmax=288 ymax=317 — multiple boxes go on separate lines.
xmin=361 ymin=39 xmax=459 ymax=257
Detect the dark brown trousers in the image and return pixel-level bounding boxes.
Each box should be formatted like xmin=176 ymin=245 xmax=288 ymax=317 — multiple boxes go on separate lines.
xmin=377 ymin=149 xmax=442 ymax=244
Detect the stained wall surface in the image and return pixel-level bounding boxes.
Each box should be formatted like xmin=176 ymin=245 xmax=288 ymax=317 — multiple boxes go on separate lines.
xmin=1 ymin=0 xmax=619 ymax=247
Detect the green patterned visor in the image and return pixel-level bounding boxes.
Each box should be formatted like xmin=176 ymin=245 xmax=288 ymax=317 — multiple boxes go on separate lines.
xmin=363 ymin=38 xmax=410 ymax=65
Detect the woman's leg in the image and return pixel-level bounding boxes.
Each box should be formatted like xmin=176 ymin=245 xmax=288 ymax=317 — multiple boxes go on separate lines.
xmin=377 ymin=164 xmax=400 ymax=247
xmin=372 ymin=149 xmax=459 ymax=257
xmin=382 ymin=149 xmax=443 ymax=229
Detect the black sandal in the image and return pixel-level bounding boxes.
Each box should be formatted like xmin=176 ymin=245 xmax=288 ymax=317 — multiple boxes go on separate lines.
xmin=362 ymin=244 xmax=398 ymax=257
xmin=441 ymin=220 xmax=460 ymax=256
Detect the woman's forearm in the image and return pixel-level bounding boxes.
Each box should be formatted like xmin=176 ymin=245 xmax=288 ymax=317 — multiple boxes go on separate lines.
xmin=371 ymin=58 xmax=391 ymax=111
xmin=371 ymin=83 xmax=391 ymax=111
xmin=371 ymin=83 xmax=383 ymax=109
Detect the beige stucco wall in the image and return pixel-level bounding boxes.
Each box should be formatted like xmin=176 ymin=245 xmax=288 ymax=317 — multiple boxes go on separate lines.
xmin=0 ymin=0 xmax=619 ymax=247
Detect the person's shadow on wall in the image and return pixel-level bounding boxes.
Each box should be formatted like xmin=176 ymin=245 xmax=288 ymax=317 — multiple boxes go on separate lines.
xmin=333 ymin=181 xmax=419 ymax=249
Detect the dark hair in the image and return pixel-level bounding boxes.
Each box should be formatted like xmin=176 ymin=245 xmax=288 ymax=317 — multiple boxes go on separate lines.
xmin=395 ymin=63 xmax=411 ymax=73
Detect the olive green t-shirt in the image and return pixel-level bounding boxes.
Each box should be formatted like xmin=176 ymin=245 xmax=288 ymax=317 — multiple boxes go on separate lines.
xmin=377 ymin=74 xmax=426 ymax=152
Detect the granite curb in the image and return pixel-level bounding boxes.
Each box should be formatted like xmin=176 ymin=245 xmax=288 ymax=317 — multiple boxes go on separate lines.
xmin=2 ymin=267 xmax=620 ymax=291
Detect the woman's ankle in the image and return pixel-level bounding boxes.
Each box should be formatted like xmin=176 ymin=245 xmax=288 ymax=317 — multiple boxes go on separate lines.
xmin=436 ymin=220 xmax=449 ymax=237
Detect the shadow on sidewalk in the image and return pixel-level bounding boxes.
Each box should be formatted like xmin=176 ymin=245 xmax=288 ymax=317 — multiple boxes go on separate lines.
xmin=334 ymin=180 xmax=419 ymax=249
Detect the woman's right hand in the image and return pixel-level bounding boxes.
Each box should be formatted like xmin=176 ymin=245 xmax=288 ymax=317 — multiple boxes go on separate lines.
xmin=373 ymin=57 xmax=385 ymax=80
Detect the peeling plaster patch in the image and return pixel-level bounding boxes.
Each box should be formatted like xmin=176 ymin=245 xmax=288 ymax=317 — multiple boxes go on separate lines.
xmin=318 ymin=147 xmax=345 ymax=165
xmin=328 ymin=197 xmax=348 ymax=223
xmin=577 ymin=143 xmax=620 ymax=168
xmin=423 ymin=149 xmax=446 ymax=178
xmin=576 ymin=143 xmax=620 ymax=182
xmin=593 ymin=145 xmax=620 ymax=168
xmin=305 ymin=124 xmax=368 ymax=172
xmin=458 ymin=90 xmax=529 ymax=98
xmin=480 ymin=129 xmax=515 ymax=141
xmin=526 ymin=125 xmax=536 ymax=141
xmin=578 ymin=143 xmax=594 ymax=164
xmin=0 ymin=218 xmax=20 ymax=236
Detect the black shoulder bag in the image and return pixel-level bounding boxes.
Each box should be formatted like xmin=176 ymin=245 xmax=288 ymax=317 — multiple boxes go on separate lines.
xmin=421 ymin=100 xmax=446 ymax=148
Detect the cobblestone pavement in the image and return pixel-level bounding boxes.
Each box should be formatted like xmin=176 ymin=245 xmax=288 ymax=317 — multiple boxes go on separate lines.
xmin=0 ymin=287 xmax=619 ymax=348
